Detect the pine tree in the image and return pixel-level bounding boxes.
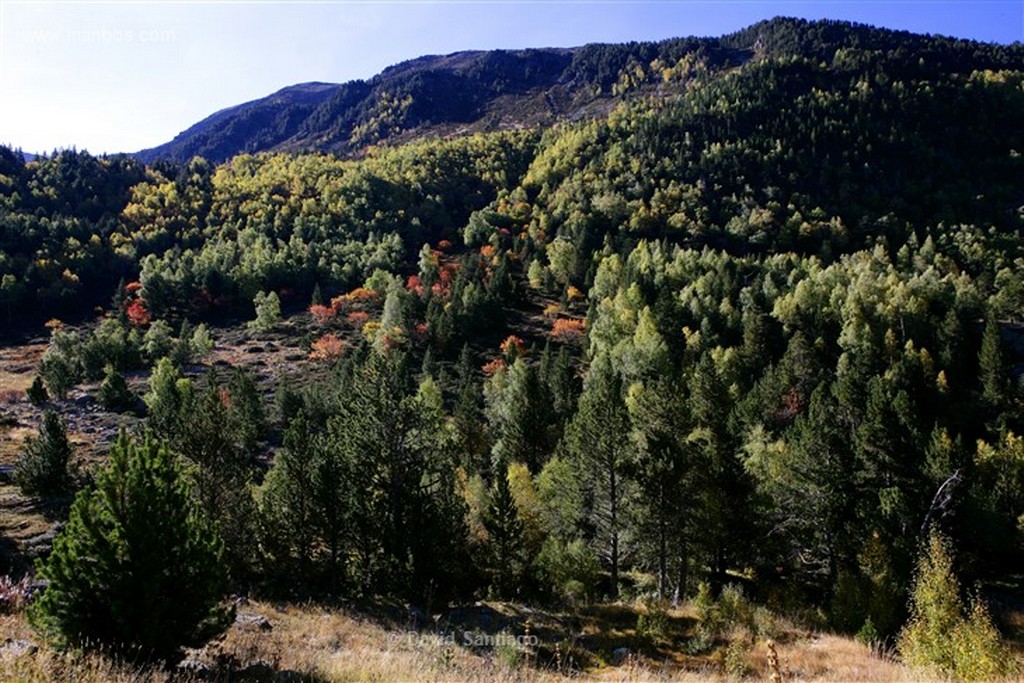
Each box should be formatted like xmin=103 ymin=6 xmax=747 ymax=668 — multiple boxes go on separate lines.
xmin=628 ymin=377 xmax=693 ymax=599
xmin=97 ymin=363 xmax=135 ymax=413
xmin=26 ymin=375 xmax=49 ymax=406
xmin=177 ymin=374 xmax=256 ymax=581
xmin=31 ymin=431 xmax=230 ymax=663
xmin=258 ymin=414 xmax=322 ymax=583
xmin=689 ymin=352 xmax=750 ymax=592
xmin=979 ymin=311 xmax=1008 ymax=415
xmin=250 ymin=290 xmax=281 ymax=331
xmin=563 ymin=354 xmax=631 ymax=599
xmin=227 ymin=367 xmax=265 ymax=452
xmin=144 ymin=357 xmax=190 ymax=440
xmin=484 ymin=460 xmax=525 ymax=598
xmin=39 ymin=346 xmax=78 ymax=401
xmin=15 ymin=409 xmax=72 ymax=496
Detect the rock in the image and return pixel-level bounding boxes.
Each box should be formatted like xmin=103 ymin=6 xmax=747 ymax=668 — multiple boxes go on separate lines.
xmin=21 ymin=528 xmax=59 ymax=554
xmin=0 ymin=639 xmax=39 ymax=658
xmin=26 ymin=580 xmax=49 ymax=598
xmin=612 ymin=647 xmax=631 ymax=665
xmin=176 ymin=656 xmax=212 ymax=679
xmin=236 ymin=613 xmax=273 ymax=631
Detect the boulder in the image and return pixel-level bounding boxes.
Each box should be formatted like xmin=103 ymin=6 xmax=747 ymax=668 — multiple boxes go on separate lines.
xmin=0 ymin=639 xmax=39 ymax=658
xmin=236 ymin=613 xmax=273 ymax=631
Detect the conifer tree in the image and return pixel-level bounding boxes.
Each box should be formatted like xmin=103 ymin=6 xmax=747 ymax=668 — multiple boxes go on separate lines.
xmin=177 ymin=373 xmax=256 ymax=581
xmin=26 ymin=375 xmax=49 ymax=407
xmin=484 ymin=460 xmax=525 ymax=597
xmin=144 ymin=357 xmax=191 ymax=439
xmin=979 ymin=311 xmax=1008 ymax=416
xmin=31 ymin=431 xmax=230 ymax=663
xmin=15 ymin=409 xmax=72 ymax=497
xmin=97 ymin=363 xmax=135 ymax=413
xmin=258 ymin=414 xmax=324 ymax=583
xmin=227 ymin=367 xmax=265 ymax=452
xmin=563 ymin=353 xmax=631 ymax=599
xmin=250 ymin=290 xmax=281 ymax=331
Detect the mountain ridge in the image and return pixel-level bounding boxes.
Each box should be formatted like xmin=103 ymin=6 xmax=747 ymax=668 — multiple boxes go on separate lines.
xmin=133 ymin=16 xmax=1024 ymax=164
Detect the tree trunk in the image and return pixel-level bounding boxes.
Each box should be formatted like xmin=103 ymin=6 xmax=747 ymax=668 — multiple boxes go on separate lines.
xmin=609 ymin=461 xmax=619 ymax=600
xmin=658 ymin=484 xmax=667 ymax=599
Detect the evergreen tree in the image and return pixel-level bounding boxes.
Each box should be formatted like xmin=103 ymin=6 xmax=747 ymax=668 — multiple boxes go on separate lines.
xmin=689 ymin=352 xmax=750 ymax=591
xmin=979 ymin=311 xmax=1009 ymax=417
xmin=39 ymin=346 xmax=78 ymax=401
xmin=26 ymin=375 xmax=49 ymax=406
xmin=485 ymin=358 xmax=550 ymax=472
xmin=144 ymin=357 xmax=190 ymax=440
xmin=628 ymin=377 xmax=694 ymax=598
xmin=334 ymin=352 xmax=467 ymax=602
xmin=563 ymin=353 xmax=631 ymax=599
xmin=258 ymin=414 xmax=325 ymax=584
xmin=227 ymin=367 xmax=266 ymax=452
xmin=97 ymin=363 xmax=136 ymax=413
xmin=15 ymin=409 xmax=72 ymax=497
xmin=484 ymin=460 xmax=525 ymax=597
xmin=177 ymin=373 xmax=256 ymax=581
xmin=250 ymin=290 xmax=281 ymax=331
xmin=31 ymin=431 xmax=230 ymax=663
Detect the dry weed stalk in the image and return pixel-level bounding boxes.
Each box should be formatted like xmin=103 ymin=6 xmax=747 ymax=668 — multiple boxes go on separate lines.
xmin=766 ymin=638 xmax=783 ymax=683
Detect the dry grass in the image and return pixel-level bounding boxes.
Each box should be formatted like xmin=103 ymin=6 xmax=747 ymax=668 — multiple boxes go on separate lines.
xmin=11 ymin=599 xmax=1017 ymax=683
xmin=0 ymin=343 xmax=44 ymax=397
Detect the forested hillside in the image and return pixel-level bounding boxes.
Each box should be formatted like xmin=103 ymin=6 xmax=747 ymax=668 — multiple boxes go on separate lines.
xmin=4 ymin=16 xmax=1024 ymax=681
xmin=136 ymin=16 xmax=1024 ymax=165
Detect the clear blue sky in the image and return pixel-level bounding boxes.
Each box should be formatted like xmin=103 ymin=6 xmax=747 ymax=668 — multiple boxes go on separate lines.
xmin=1 ymin=1 xmax=1021 ymax=155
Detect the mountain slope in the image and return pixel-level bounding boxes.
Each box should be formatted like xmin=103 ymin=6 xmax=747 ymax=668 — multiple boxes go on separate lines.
xmin=133 ymin=39 xmax=742 ymax=163
xmin=135 ymin=82 xmax=340 ymax=164
xmin=133 ymin=17 xmax=1024 ymax=165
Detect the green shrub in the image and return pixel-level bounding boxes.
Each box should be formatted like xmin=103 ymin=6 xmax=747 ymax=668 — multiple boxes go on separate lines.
xmin=636 ymin=598 xmax=670 ymax=645
xmin=250 ymin=290 xmax=281 ymax=331
xmin=856 ymin=616 xmax=880 ymax=646
xmin=723 ymin=637 xmax=749 ymax=680
xmin=15 ymin=409 xmax=72 ymax=496
xmin=26 ymin=375 xmax=48 ymax=406
xmin=535 ymin=537 xmax=601 ymax=605
xmin=97 ymin=364 xmax=135 ymax=413
xmin=897 ymin=531 xmax=1017 ymax=681
xmin=31 ymin=431 xmax=231 ymax=663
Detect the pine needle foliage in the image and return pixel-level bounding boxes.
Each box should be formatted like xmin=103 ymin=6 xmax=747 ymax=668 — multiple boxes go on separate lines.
xmin=31 ymin=431 xmax=231 ymax=664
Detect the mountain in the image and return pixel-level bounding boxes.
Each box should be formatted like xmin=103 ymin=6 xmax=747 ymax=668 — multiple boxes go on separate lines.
xmin=134 ymin=17 xmax=1024 ymax=165
xmin=134 ymin=37 xmax=743 ymax=163
xmin=134 ymin=82 xmax=340 ymax=164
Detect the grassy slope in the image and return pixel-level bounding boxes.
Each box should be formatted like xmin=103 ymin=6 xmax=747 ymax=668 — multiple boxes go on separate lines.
xmin=1 ymin=599 xmax=956 ymax=682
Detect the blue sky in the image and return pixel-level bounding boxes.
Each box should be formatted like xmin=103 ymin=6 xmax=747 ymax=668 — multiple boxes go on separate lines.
xmin=1 ymin=1 xmax=1021 ymax=155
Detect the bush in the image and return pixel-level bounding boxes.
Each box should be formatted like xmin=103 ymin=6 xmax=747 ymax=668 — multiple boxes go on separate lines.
xmin=636 ymin=598 xmax=670 ymax=645
xmin=31 ymin=431 xmax=231 ymax=663
xmin=250 ymin=291 xmax=281 ymax=331
xmin=97 ymin=364 xmax=135 ymax=413
xmin=534 ymin=537 xmax=601 ymax=605
xmin=897 ymin=531 xmax=1017 ymax=681
xmin=15 ymin=409 xmax=72 ymax=496
xmin=26 ymin=375 xmax=48 ymax=406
